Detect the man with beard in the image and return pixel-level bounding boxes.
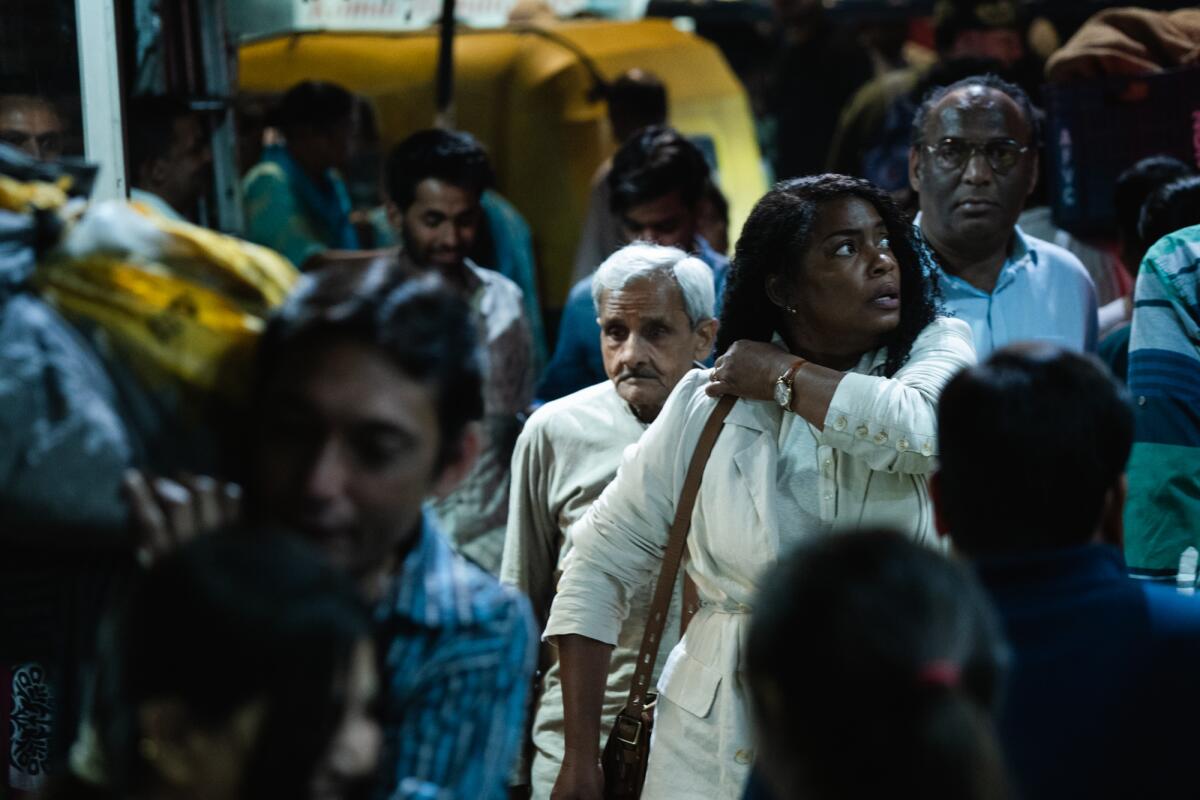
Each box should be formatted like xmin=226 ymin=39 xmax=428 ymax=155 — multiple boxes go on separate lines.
xmin=383 ymin=129 xmax=534 ymax=575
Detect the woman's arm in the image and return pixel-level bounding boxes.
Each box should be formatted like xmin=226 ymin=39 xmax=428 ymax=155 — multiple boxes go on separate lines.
xmin=705 ymin=318 xmax=976 ymax=473
xmin=703 ymin=339 xmax=845 ymax=429
xmin=820 ymin=317 xmax=975 ymax=473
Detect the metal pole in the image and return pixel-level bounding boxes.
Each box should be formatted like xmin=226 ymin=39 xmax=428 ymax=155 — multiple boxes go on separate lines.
xmin=434 ymin=0 xmax=457 ymax=129
xmin=75 ymin=0 xmax=127 ymax=202
xmin=197 ymin=0 xmax=244 ymax=233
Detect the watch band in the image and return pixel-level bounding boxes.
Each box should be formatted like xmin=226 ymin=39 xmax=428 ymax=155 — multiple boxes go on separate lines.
xmin=781 ymin=358 xmax=807 ymax=387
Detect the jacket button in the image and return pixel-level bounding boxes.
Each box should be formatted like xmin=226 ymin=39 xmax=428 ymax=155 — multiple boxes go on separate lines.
xmin=874 ymin=431 xmax=888 ymax=445
xmin=855 ymin=425 xmax=869 ymax=439
xmin=921 ymin=441 xmax=933 ymax=455
xmin=834 ymin=416 xmax=848 ymax=431
xmin=735 ymin=749 xmax=753 ymax=765
xmin=897 ymin=438 xmax=909 ymax=451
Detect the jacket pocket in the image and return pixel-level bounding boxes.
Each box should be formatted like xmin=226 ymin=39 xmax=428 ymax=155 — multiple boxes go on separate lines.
xmin=658 ymin=649 xmax=722 ymax=719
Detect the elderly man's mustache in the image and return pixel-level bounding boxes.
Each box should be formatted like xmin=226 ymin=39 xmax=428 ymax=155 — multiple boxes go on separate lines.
xmin=617 ymin=368 xmax=660 ymax=382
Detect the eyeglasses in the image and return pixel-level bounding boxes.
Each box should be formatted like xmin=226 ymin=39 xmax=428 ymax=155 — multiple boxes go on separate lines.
xmin=922 ymin=137 xmax=1030 ymax=174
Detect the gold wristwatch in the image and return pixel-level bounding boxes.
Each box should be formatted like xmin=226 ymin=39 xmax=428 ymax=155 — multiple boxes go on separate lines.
xmin=774 ymin=358 xmax=808 ymax=409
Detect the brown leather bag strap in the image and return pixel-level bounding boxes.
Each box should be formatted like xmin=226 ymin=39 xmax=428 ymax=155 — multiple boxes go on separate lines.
xmin=625 ymin=393 xmax=736 ymax=715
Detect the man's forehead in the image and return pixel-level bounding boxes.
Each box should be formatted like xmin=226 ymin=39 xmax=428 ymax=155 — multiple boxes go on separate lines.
xmin=265 ymin=340 xmax=438 ymax=425
xmin=625 ymin=190 xmax=688 ymax=221
xmin=598 ymin=274 xmax=687 ymax=320
xmin=0 ymin=100 xmax=63 ymax=131
xmin=411 ymin=177 xmax=481 ymax=213
xmin=929 ymin=86 xmax=1028 ymax=138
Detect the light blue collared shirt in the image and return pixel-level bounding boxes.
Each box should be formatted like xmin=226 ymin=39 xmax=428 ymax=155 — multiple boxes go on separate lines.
xmin=916 ymin=220 xmax=1099 ymax=358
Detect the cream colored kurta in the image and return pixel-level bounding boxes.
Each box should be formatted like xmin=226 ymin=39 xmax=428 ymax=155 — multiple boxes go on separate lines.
xmin=499 ymin=380 xmax=683 ymax=799
xmin=544 ymin=316 xmax=976 ymax=799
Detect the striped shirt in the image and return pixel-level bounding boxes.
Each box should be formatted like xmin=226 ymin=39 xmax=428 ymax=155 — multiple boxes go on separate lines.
xmin=1122 ymin=225 xmax=1200 ymax=581
xmin=374 ymin=515 xmax=537 ymax=800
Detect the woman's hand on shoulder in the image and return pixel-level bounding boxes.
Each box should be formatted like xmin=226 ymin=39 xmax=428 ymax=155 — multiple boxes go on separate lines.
xmin=705 ymin=340 xmax=795 ymax=402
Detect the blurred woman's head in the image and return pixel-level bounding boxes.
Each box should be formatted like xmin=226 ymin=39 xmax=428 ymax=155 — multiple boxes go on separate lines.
xmin=93 ymin=529 xmax=380 ymax=800
xmin=718 ymin=174 xmax=938 ymax=375
xmin=746 ymin=530 xmax=1010 ymax=800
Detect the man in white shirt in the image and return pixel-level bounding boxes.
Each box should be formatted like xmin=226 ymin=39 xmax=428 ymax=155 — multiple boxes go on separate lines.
xmin=909 ymin=74 xmax=1098 ymax=357
xmin=500 ymin=243 xmax=717 ymax=798
xmin=385 ymin=129 xmax=534 ymax=574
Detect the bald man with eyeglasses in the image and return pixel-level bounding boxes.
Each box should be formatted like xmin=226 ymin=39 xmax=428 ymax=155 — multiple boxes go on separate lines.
xmin=908 ymin=74 xmax=1098 ymax=359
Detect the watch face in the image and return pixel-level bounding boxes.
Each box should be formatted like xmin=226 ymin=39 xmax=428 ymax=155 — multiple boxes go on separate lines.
xmin=774 ymin=379 xmax=790 ymax=408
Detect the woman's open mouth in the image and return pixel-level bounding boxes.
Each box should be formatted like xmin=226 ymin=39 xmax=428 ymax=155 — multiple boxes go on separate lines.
xmin=870 ymin=285 xmax=900 ymax=311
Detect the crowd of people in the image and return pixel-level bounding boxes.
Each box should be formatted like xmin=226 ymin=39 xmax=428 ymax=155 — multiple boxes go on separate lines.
xmin=3 ymin=1 xmax=1200 ymax=800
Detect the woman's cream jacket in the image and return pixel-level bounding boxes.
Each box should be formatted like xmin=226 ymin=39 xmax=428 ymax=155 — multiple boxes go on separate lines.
xmin=544 ymin=315 xmax=976 ymax=798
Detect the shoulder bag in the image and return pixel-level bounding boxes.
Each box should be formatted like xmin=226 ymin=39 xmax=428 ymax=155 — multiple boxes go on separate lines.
xmin=601 ymin=394 xmax=736 ymax=799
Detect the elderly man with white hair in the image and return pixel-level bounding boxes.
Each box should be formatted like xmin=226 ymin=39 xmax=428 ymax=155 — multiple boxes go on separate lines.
xmin=500 ymin=242 xmax=718 ymax=798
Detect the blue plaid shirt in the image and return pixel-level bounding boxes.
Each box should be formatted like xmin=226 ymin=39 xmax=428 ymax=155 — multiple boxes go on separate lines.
xmin=374 ymin=515 xmax=537 ymax=800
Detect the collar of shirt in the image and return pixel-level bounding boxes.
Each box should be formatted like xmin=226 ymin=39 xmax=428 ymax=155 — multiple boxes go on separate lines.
xmin=461 ymin=257 xmax=489 ymax=307
xmin=376 ymin=510 xmax=519 ymax=632
xmin=694 ymin=235 xmax=725 ymax=271
xmin=913 ymin=213 xmax=1038 ymax=297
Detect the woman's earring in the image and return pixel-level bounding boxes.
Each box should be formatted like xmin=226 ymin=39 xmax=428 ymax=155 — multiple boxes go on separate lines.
xmin=783 ymin=304 xmax=798 ymax=315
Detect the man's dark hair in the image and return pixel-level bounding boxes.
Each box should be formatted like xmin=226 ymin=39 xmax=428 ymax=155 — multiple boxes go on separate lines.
xmin=718 ymin=173 xmax=939 ymax=377
xmin=255 ymin=255 xmax=484 ymax=469
xmin=605 ymin=69 xmax=667 ymax=142
xmin=1115 ymin=156 xmax=1195 ymax=270
xmin=1138 ymin=175 xmax=1200 ymax=259
xmin=126 ymin=95 xmax=194 ymax=176
xmin=384 ymin=128 xmax=494 ymax=211
xmin=607 ymin=125 xmax=709 ymax=216
xmin=275 ymin=80 xmax=355 ymax=136
xmin=911 ymin=73 xmax=1041 ymax=148
xmin=93 ymin=529 xmax=371 ymax=800
xmin=937 ymin=346 xmax=1133 ymax=555
xmin=747 ymin=529 xmax=1009 ymax=800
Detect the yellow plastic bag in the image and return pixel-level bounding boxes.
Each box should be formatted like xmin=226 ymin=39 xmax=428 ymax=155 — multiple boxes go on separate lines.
xmin=35 ymin=202 xmax=298 ymax=399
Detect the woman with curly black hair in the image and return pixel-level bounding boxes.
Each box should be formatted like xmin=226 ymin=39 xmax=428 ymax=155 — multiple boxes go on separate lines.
xmin=546 ymin=174 xmax=976 ymax=799
xmin=713 ymin=173 xmax=939 ymax=375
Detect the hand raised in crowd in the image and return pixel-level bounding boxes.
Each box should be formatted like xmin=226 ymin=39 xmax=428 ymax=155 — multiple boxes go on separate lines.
xmin=549 ymin=755 xmax=605 ymax=800
xmin=123 ymin=470 xmax=242 ymax=566
xmin=705 ymin=339 xmax=795 ymax=401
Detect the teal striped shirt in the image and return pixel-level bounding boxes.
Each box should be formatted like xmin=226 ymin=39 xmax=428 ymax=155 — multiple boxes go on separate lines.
xmin=374 ymin=514 xmax=536 ymax=799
